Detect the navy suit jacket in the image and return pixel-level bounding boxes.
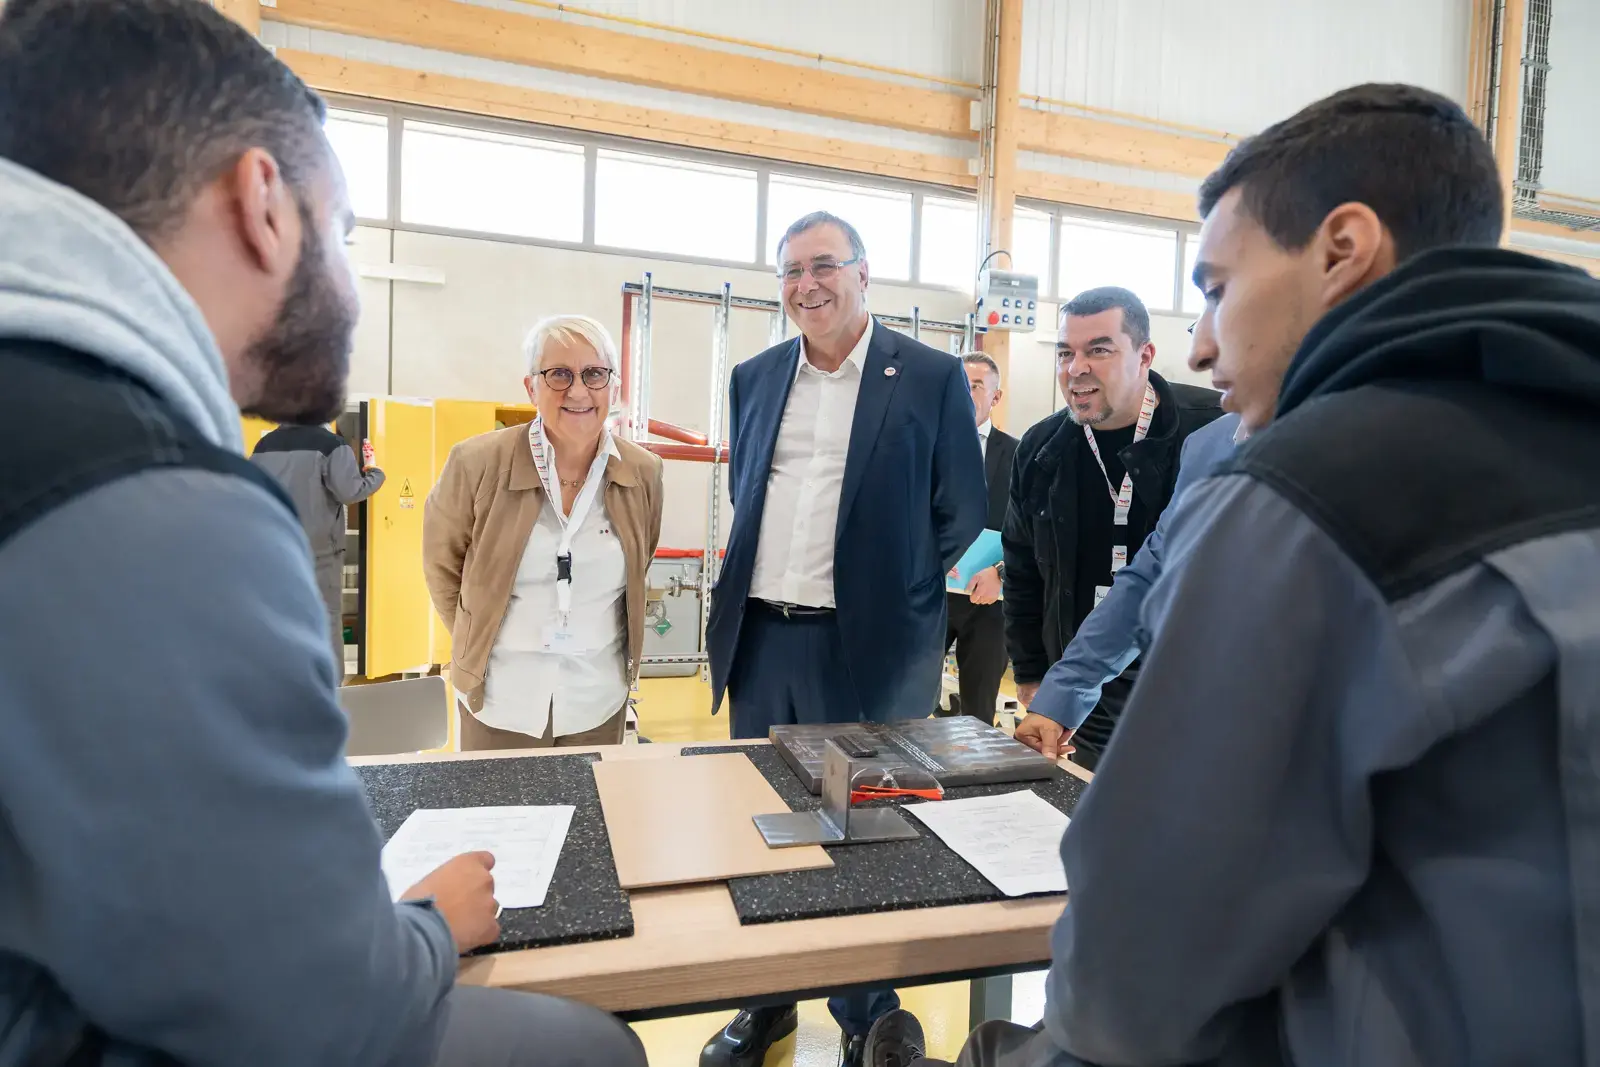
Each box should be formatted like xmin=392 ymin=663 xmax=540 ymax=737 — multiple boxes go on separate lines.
xmin=708 ymin=320 xmax=988 ymax=722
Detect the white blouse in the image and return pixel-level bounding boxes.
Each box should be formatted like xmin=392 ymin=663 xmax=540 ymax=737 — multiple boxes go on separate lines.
xmin=476 ymin=435 xmax=628 ymax=738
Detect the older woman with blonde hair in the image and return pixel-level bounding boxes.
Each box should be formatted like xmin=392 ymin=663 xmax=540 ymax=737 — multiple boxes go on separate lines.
xmin=424 ymin=314 xmax=663 ymax=749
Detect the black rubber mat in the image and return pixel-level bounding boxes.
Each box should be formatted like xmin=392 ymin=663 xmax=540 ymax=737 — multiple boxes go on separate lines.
xmin=356 ymin=753 xmax=632 ymax=953
xmin=681 ymin=745 xmax=1083 ymax=925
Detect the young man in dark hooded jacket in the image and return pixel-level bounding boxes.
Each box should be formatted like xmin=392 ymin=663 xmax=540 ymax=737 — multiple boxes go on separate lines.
xmin=865 ymin=82 xmax=1600 ymax=1067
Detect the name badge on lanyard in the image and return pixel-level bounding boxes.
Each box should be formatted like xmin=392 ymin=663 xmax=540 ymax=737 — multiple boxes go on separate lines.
xmin=1083 ymin=383 xmax=1157 ymax=601
xmin=528 ymin=417 xmax=611 ymax=653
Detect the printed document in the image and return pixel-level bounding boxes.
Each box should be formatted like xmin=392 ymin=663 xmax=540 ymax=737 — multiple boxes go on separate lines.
xmin=905 ymin=790 xmax=1069 ymax=897
xmin=381 ymin=805 xmax=575 ymax=909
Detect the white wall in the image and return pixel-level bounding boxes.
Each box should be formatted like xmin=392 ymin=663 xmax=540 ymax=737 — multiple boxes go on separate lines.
xmin=347 ymin=228 xmax=973 ymax=549
xmin=1021 ymin=0 xmax=1470 ymax=136
xmin=1539 ymin=0 xmax=1600 ymax=202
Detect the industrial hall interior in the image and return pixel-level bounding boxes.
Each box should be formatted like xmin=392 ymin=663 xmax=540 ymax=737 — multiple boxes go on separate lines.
xmin=5 ymin=0 xmax=1600 ymax=1065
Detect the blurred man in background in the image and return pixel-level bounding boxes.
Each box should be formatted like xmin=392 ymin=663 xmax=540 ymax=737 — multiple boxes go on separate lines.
xmin=253 ymin=424 xmax=385 ymax=676
xmin=939 ymin=352 xmax=1017 ymax=724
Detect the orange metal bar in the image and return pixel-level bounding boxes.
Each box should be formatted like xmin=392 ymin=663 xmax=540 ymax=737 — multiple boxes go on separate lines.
xmin=644 ymin=443 xmax=728 ymax=463
xmin=647 ymin=418 xmax=709 ymax=446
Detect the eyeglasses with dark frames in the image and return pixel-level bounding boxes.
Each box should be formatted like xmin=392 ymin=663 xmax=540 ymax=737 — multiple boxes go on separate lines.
xmin=777 ymin=256 xmax=862 ymax=285
xmin=536 ymin=366 xmax=615 ymax=391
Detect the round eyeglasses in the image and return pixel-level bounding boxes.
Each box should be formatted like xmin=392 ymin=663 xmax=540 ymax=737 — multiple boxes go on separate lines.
xmin=536 ymin=366 xmax=615 ymax=391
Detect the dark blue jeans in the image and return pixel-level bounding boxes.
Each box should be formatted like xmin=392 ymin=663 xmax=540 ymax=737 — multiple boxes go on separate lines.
xmin=728 ymin=603 xmax=899 ymax=1036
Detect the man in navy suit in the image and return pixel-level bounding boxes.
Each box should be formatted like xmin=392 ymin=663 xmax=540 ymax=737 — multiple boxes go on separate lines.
xmin=701 ymin=211 xmax=987 ymax=1067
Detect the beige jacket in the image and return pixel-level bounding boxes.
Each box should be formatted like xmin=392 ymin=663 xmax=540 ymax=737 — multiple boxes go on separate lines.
xmin=422 ymin=424 xmax=664 ymax=714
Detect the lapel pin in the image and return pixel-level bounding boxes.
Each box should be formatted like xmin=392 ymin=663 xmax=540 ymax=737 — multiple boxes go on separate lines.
xmin=884 ymin=366 xmax=898 ymax=377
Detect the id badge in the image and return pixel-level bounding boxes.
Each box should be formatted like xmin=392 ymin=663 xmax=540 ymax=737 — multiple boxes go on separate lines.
xmin=542 ymin=626 xmax=585 ymax=654
xmin=1094 ymin=585 xmax=1111 ymax=608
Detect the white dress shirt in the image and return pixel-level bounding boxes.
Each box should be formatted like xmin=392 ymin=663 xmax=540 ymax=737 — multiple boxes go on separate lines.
xmin=477 ymin=433 xmax=628 ymax=738
xmin=977 ymin=418 xmax=992 ymax=461
xmin=749 ymin=317 xmax=874 ymax=608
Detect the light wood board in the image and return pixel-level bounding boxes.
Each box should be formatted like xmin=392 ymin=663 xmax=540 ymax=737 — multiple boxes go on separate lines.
xmin=592 ymin=752 xmax=834 ymax=889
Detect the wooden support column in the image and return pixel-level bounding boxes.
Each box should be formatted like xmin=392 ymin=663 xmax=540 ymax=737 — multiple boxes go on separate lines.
xmin=981 ymin=0 xmax=1023 ymax=431
xmin=1493 ymin=0 xmax=1527 ymax=240
xmin=212 ymin=0 xmax=260 ymax=34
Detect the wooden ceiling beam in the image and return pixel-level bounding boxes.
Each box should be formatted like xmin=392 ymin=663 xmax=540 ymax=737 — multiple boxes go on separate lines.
xmin=1016 ymin=171 xmax=1197 ymax=223
xmin=1016 ymin=108 xmax=1231 ymax=179
xmin=210 ymin=0 xmax=259 ymax=34
xmin=283 ymin=51 xmax=978 ymax=191
xmin=270 ymin=0 xmax=974 ymax=140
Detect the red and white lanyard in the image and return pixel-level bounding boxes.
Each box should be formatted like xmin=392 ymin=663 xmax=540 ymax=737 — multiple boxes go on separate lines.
xmin=528 ymin=416 xmax=611 ymax=622
xmin=1083 ymin=382 xmax=1157 ymax=573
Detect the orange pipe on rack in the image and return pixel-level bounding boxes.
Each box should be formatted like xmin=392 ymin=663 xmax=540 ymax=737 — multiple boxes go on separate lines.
xmin=644 ymin=443 xmax=728 ymax=463
xmin=647 ymin=418 xmax=709 ymax=446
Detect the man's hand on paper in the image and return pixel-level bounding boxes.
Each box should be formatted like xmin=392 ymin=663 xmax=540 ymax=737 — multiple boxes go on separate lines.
xmin=403 ymin=850 xmax=501 ymax=954
xmin=967 ymin=566 xmax=1002 ymax=605
xmin=1015 ymin=682 xmax=1039 ymax=709
xmin=1014 ymin=713 xmax=1073 ymax=760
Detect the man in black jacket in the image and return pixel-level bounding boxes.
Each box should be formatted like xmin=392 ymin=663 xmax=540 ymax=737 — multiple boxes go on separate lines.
xmin=1002 ymin=288 xmax=1220 ymax=768
xmin=940 ymin=352 xmax=1019 ymax=724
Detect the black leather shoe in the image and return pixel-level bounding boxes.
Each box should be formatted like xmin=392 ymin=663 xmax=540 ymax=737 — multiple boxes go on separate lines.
xmin=863 ymin=1010 xmax=926 ymax=1067
xmin=699 ymin=1005 xmax=799 ymax=1067
xmin=841 ymin=1032 xmax=866 ymax=1067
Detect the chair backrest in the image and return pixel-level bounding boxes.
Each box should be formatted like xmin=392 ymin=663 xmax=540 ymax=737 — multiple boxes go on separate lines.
xmin=339 ymin=676 xmax=451 ymax=757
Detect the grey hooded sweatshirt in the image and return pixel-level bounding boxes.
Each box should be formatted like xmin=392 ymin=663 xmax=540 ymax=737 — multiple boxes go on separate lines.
xmin=0 ymin=160 xmax=456 ymax=1063
xmin=1042 ymin=247 xmax=1600 ymax=1067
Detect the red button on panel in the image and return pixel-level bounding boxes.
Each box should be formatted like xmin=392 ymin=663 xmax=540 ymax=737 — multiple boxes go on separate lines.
xmin=987 ymin=311 xmax=1001 ymax=326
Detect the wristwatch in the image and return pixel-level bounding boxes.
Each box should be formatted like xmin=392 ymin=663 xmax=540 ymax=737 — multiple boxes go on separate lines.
xmin=994 ymin=561 xmax=1006 ymax=580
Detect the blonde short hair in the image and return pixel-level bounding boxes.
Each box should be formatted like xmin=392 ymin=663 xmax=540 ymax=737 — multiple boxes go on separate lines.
xmin=523 ymin=314 xmax=618 ymax=377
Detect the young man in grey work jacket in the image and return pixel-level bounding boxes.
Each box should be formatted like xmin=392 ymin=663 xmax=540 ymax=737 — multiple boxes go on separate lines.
xmin=863 ymin=82 xmax=1600 ymax=1067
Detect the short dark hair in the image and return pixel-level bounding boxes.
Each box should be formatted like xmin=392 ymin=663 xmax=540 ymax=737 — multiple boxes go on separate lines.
xmin=0 ymin=0 xmax=330 ymax=241
xmin=961 ymin=352 xmax=1001 ymax=385
xmin=777 ymin=211 xmax=867 ymax=263
xmin=1197 ymin=83 xmax=1503 ymax=262
xmin=1061 ymin=286 xmax=1151 ymax=349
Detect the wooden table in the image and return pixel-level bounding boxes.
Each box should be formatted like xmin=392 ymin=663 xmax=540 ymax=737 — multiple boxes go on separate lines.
xmin=352 ymin=740 xmax=1092 ymax=1022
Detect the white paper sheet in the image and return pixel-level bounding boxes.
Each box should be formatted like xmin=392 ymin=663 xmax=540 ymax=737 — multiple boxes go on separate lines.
xmin=381 ymin=805 xmax=575 ymax=909
xmin=904 ymin=790 xmax=1070 ymax=897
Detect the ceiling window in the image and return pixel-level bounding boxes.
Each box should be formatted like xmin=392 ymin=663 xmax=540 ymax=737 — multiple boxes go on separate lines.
xmin=919 ymin=196 xmax=979 ymax=290
xmin=324 ymin=109 xmax=390 ymax=221
xmin=595 ymin=150 xmax=757 ymax=262
xmin=401 ymin=120 xmax=585 ymax=242
xmin=1058 ymin=216 xmax=1180 ymax=311
xmin=767 ymin=173 xmax=912 ymax=280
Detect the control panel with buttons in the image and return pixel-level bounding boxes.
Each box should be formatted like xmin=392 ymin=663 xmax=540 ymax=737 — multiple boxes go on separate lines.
xmin=975 ymin=266 xmax=1040 ymax=333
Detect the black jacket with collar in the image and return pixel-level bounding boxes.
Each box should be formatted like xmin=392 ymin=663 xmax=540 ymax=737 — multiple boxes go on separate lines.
xmin=1001 ymin=370 xmax=1222 ymax=684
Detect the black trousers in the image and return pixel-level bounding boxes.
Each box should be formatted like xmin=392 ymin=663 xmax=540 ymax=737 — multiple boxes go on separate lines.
xmin=942 ymin=592 xmax=1008 ymax=724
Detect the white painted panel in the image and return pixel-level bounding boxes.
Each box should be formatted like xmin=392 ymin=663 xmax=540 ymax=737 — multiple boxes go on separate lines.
xmin=386 ymin=230 xmax=970 ymax=550
xmin=1020 ymin=0 xmax=1469 ymax=136
xmin=456 ymin=0 xmax=987 ymax=85
xmin=347 ymin=225 xmax=393 ymax=397
xmin=1541 ymin=0 xmax=1600 ymax=201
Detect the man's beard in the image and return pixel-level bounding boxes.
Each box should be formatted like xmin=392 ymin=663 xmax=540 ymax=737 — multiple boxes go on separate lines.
xmin=240 ymin=222 xmax=355 ymax=425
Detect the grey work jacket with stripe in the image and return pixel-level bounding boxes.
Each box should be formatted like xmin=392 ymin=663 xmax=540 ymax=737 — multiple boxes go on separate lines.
xmin=251 ymin=424 xmax=385 ymax=558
